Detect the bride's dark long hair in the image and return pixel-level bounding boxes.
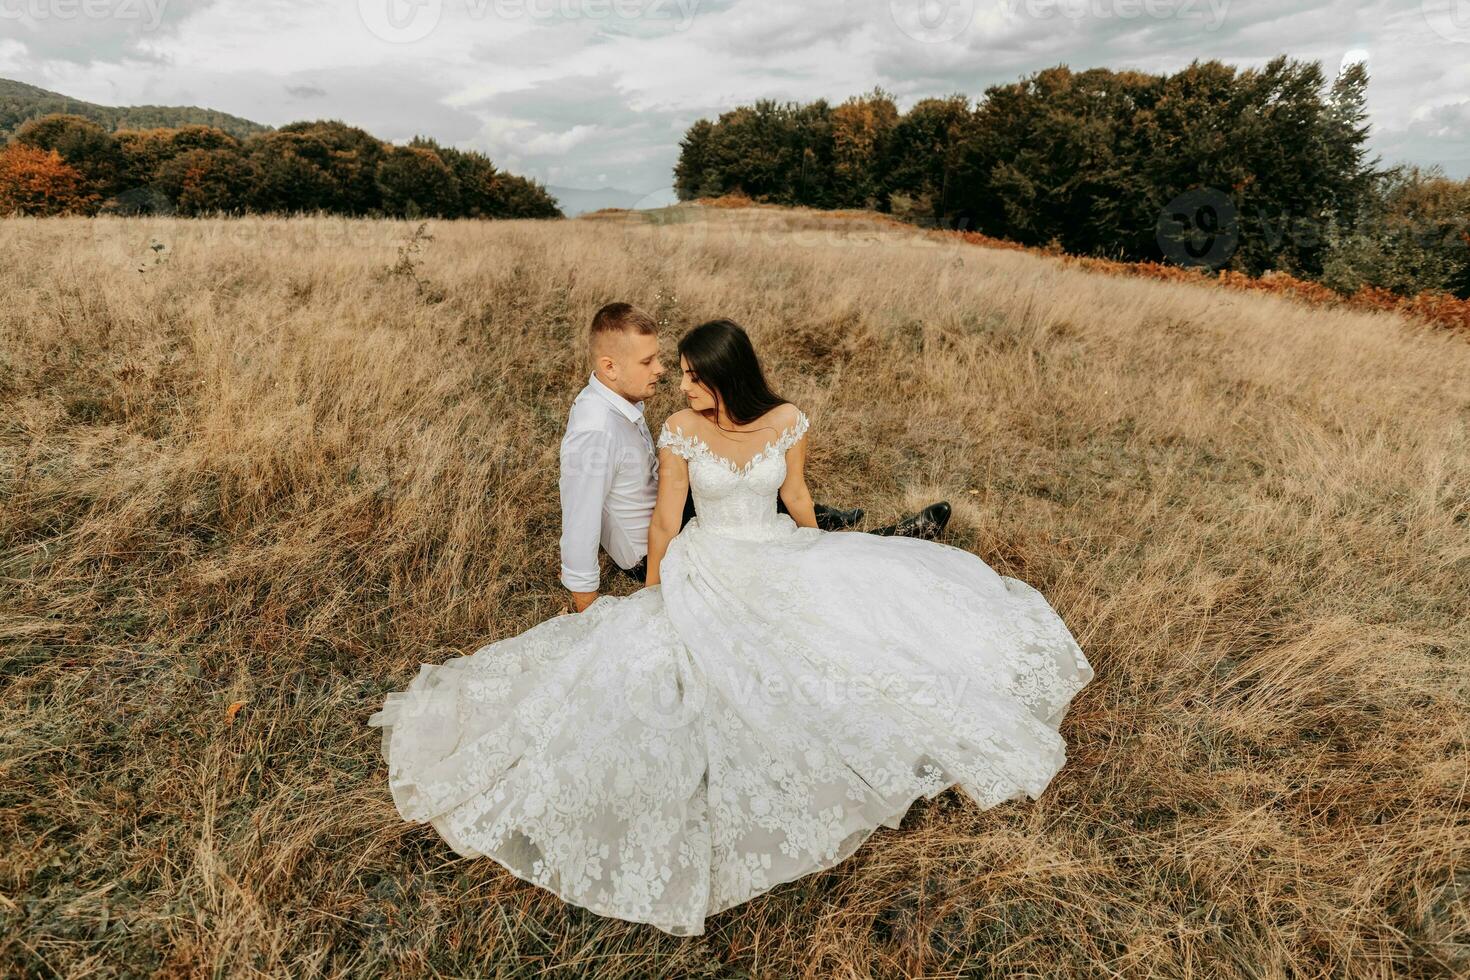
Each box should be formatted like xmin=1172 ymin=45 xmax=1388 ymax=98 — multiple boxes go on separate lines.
xmin=678 ymin=319 xmax=789 ymax=435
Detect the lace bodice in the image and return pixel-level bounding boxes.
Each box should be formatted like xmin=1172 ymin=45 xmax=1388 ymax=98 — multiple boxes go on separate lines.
xmin=657 ymin=409 xmax=810 ymax=539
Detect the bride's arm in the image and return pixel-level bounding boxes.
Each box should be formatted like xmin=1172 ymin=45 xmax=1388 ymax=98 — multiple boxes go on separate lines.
xmin=779 ymin=435 xmax=818 ymax=529
xmin=644 ymin=446 xmax=689 ymax=586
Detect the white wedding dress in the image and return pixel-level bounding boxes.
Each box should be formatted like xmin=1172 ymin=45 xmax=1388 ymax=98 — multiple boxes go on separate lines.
xmin=368 ymin=409 xmax=1093 ymax=936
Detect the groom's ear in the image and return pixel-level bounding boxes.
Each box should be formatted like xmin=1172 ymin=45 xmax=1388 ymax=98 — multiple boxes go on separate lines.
xmin=592 ymin=331 xmax=631 ymax=380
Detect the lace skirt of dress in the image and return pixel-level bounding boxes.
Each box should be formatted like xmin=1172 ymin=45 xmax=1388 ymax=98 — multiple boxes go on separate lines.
xmin=367 ymin=519 xmax=1093 ymax=936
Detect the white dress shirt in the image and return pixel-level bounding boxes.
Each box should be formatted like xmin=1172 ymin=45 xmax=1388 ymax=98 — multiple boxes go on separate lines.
xmin=558 ymin=372 xmax=660 ymax=592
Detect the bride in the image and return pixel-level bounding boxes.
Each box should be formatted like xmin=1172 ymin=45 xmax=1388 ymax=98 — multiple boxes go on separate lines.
xmin=367 ymin=319 xmax=1094 ymax=937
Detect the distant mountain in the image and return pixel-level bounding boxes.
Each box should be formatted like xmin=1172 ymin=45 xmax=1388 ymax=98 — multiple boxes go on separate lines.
xmin=548 ymin=184 xmax=672 ymax=218
xmin=0 ymin=77 xmax=271 ymax=141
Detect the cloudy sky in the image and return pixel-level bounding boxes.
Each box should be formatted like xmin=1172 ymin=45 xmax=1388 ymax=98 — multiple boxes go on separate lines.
xmin=2 ymin=0 xmax=1468 ymax=203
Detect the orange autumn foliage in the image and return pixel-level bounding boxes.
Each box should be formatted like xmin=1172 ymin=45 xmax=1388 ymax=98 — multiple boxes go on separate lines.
xmin=0 ymin=143 xmax=101 ymax=216
xmin=695 ymin=190 xmax=762 ymax=210
xmin=952 ymin=230 xmax=1470 ymax=335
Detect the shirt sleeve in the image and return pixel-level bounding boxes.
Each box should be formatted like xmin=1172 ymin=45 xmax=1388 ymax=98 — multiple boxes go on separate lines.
xmin=559 ymin=427 xmax=618 ymax=592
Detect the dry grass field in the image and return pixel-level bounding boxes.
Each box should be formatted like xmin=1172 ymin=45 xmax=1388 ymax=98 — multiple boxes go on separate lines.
xmin=2 ymin=205 xmax=1468 ymax=977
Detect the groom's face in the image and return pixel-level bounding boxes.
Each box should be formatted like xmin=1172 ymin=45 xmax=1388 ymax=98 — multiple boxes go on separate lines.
xmin=607 ymin=331 xmax=665 ymax=402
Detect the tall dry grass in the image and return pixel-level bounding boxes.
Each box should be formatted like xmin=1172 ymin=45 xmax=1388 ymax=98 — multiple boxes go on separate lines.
xmin=2 ymin=205 xmax=1467 ymax=977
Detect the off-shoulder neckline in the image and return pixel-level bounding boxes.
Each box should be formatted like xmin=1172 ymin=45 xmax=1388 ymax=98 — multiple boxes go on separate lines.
xmin=659 ymin=408 xmax=808 ymax=476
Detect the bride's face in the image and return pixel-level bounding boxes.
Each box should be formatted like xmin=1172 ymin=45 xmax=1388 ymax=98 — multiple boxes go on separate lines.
xmin=678 ymin=356 xmax=718 ymax=413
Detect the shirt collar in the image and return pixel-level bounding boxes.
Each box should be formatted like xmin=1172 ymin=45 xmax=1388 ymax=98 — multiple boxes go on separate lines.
xmin=587 ymin=371 xmax=646 ymax=425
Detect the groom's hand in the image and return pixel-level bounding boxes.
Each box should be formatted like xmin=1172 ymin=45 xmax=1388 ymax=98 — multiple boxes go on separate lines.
xmin=569 ymin=590 xmax=599 ymax=613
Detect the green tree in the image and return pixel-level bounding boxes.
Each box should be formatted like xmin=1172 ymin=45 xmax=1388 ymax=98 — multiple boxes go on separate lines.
xmin=956 ymin=58 xmax=1380 ymax=272
xmin=116 ymin=128 xmax=182 ymax=186
xmin=279 ymin=120 xmax=385 ymax=214
xmin=155 ymin=147 xmax=251 ymax=215
xmin=683 ymin=99 xmax=837 ymax=207
xmin=787 ymin=99 xmax=835 ymax=208
xmin=886 ymin=95 xmax=973 ymax=226
xmin=962 ymin=67 xmax=1159 ymax=249
xmin=708 ymin=101 xmax=796 ymax=202
xmin=375 ymin=144 xmax=460 ymax=218
xmin=673 ymin=119 xmax=718 ymax=200
xmin=486 ymin=172 xmax=563 ymax=219
xmin=410 ymin=137 xmax=491 ymax=218
xmin=1323 ymin=165 xmax=1470 ymax=298
xmin=114 ymin=124 xmax=241 ymax=191
xmin=244 ymin=130 xmax=339 ymax=214
xmin=1217 ymin=56 xmax=1378 ymax=276
xmin=670 ymin=57 xmax=1381 ymax=278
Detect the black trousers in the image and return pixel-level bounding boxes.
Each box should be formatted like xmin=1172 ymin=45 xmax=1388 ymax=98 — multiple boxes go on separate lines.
xmin=619 ymin=492 xmax=862 ymax=584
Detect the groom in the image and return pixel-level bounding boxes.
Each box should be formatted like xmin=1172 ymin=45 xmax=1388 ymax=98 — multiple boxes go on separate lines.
xmin=559 ymin=302 xmax=952 ymax=612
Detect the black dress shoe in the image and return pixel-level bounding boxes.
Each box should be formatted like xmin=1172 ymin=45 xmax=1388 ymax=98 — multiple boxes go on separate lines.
xmin=872 ymin=501 xmax=951 ymax=540
xmin=816 ymin=505 xmax=864 ymax=531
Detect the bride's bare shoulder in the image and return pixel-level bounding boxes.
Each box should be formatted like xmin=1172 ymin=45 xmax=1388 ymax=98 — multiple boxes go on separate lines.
xmin=769 ymin=402 xmax=804 ymax=432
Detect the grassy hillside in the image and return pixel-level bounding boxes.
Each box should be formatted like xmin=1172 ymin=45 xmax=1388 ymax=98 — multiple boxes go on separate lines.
xmin=0 ymin=77 xmax=271 ymax=141
xmin=1 ymin=207 xmax=1466 ymax=976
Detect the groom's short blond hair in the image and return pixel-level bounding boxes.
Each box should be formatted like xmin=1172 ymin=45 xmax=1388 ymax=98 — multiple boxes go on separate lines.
xmin=590 ymin=302 xmax=657 ymax=356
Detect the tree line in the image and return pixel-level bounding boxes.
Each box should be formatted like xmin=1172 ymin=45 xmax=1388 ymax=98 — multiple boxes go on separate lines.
xmin=0 ymin=114 xmax=562 ymax=220
xmin=674 ymin=57 xmax=1470 ymax=300
xmin=0 ymin=76 xmax=269 ymax=143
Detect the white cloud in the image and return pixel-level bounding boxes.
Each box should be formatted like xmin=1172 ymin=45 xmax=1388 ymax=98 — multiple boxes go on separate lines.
xmin=0 ymin=0 xmax=1464 ymax=192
